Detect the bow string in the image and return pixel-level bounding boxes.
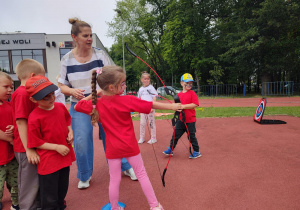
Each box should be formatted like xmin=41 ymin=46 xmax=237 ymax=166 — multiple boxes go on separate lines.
xmin=125 ymin=42 xmax=193 ymax=187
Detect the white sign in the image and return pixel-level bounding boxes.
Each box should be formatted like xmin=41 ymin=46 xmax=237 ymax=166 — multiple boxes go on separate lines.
xmin=0 ymin=33 xmax=45 ymax=50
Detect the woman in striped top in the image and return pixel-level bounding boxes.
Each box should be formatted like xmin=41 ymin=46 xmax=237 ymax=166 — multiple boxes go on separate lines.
xmin=58 ymin=18 xmax=115 ymax=189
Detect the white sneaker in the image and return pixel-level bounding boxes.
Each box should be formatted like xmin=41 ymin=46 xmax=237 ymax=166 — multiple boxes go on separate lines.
xmin=124 ymin=168 xmax=137 ymax=181
xmin=78 ymin=177 xmax=91 ymax=189
xmin=150 ymin=203 xmax=164 ymax=210
xmin=138 ymin=139 xmax=145 ymax=144
xmin=10 ymin=204 xmax=20 ymax=210
xmin=147 ymin=139 xmax=157 ymax=144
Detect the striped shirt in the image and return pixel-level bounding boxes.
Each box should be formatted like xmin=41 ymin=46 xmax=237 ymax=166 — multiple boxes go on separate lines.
xmin=58 ymin=47 xmax=114 ymax=102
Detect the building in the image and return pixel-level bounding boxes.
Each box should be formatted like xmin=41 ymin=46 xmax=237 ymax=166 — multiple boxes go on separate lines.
xmin=0 ymin=32 xmax=109 ymax=88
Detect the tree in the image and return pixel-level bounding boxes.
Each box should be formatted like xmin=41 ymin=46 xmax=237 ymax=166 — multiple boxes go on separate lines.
xmin=107 ymin=0 xmax=300 ymax=94
xmin=108 ymin=0 xmax=172 ymax=88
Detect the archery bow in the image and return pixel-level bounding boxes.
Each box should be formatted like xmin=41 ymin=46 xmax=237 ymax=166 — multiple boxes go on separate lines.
xmin=125 ymin=42 xmax=193 ymax=187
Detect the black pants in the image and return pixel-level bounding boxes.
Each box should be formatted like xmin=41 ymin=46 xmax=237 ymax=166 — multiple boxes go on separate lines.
xmin=39 ymin=166 xmax=70 ymax=210
xmin=169 ymin=120 xmax=200 ymax=152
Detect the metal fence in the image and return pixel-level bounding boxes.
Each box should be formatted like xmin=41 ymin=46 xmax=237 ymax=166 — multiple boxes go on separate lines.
xmin=200 ymin=84 xmax=237 ymax=97
xmin=261 ymin=81 xmax=294 ymax=96
xmin=294 ymin=83 xmax=300 ymax=95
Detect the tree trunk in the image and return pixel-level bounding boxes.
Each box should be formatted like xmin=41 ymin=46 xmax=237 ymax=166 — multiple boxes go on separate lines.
xmin=195 ymin=73 xmax=200 ymax=96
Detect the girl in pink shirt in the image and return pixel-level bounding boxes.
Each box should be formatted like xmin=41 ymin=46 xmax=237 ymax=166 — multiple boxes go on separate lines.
xmin=75 ymin=66 xmax=184 ymax=210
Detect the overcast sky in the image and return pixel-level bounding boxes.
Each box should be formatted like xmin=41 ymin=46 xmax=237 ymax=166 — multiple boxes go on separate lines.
xmin=0 ymin=0 xmax=118 ymax=49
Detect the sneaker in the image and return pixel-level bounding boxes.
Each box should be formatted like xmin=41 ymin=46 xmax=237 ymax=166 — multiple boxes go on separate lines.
xmin=147 ymin=138 xmax=157 ymax=144
xmin=189 ymin=151 xmax=202 ymax=159
xmin=78 ymin=177 xmax=91 ymax=189
xmin=150 ymin=203 xmax=164 ymax=210
xmin=138 ymin=139 xmax=145 ymax=144
xmin=119 ymin=207 xmax=124 ymax=210
xmin=10 ymin=204 xmax=20 ymax=210
xmin=163 ymin=147 xmax=173 ymax=156
xmin=124 ymin=168 xmax=138 ymax=181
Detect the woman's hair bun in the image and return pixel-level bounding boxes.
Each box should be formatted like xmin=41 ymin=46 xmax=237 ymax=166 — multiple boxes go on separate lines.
xmin=69 ymin=18 xmax=79 ymax=25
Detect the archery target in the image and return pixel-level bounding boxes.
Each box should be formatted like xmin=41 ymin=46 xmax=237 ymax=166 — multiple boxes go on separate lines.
xmin=254 ymin=98 xmax=267 ymax=122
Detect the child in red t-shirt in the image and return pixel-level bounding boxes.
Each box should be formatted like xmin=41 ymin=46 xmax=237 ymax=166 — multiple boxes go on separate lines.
xmin=25 ymin=75 xmax=75 ymax=210
xmin=163 ymin=73 xmax=201 ymax=159
xmin=0 ymin=72 xmax=19 ymax=210
xmin=75 ymin=66 xmax=184 ymax=210
xmin=10 ymin=59 xmax=45 ymax=209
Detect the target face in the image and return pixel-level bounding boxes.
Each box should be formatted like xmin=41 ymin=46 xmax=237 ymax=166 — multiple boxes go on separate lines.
xmin=254 ymin=98 xmax=267 ymax=122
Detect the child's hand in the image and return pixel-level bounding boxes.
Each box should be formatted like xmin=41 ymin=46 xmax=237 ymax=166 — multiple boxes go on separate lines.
xmin=67 ymin=130 xmax=74 ymax=144
xmin=5 ymin=125 xmax=14 ymax=137
xmin=26 ymin=148 xmax=40 ymax=164
xmin=181 ymin=104 xmax=188 ymax=109
xmin=172 ymin=103 xmax=183 ymax=112
xmin=55 ymin=145 xmax=70 ymax=156
xmin=9 ymin=137 xmax=14 ymax=145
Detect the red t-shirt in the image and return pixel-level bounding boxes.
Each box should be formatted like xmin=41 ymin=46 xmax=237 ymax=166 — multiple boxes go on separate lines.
xmin=0 ymin=101 xmax=15 ymax=165
xmin=10 ymin=86 xmax=37 ymax=152
xmin=178 ymin=90 xmax=199 ymax=123
xmin=75 ymin=95 xmax=152 ymax=159
xmin=27 ymin=102 xmax=76 ymax=175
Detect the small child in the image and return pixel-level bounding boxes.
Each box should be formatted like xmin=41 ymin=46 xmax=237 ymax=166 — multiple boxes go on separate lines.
xmin=75 ymin=66 xmax=183 ymax=210
xmin=0 ymin=72 xmax=19 ymax=210
xmin=163 ymin=73 xmax=202 ymax=159
xmin=137 ymin=71 xmax=158 ymax=144
xmin=25 ymin=75 xmax=75 ymax=209
xmin=10 ymin=59 xmax=45 ymax=209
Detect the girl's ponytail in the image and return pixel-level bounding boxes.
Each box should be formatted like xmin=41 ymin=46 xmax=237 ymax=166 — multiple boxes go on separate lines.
xmin=90 ymin=70 xmax=99 ymax=126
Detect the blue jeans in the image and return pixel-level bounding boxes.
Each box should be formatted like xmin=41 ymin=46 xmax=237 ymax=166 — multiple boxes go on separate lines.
xmin=70 ymin=102 xmax=93 ymax=181
xmin=98 ymin=122 xmax=132 ymax=172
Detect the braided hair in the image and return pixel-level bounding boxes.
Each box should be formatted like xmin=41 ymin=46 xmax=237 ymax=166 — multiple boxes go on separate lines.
xmin=90 ymin=66 xmax=125 ymax=125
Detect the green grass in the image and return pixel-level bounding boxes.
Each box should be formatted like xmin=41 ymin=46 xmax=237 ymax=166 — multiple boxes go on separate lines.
xmin=195 ymin=106 xmax=300 ymax=118
xmin=131 ymin=106 xmax=300 ymax=121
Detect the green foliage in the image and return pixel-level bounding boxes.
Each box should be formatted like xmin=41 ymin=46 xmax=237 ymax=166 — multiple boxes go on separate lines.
xmin=107 ymin=0 xmax=300 ymax=93
xmin=207 ymin=65 xmax=224 ymax=85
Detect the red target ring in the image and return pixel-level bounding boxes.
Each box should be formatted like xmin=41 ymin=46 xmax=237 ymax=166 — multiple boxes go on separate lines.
xmin=254 ymin=98 xmax=266 ymax=122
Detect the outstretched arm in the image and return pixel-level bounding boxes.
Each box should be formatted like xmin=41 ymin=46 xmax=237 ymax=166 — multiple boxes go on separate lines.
xmin=152 ymin=101 xmax=182 ymax=111
xmin=81 ymin=89 xmax=103 ymax=101
xmin=181 ymin=103 xmax=198 ymax=109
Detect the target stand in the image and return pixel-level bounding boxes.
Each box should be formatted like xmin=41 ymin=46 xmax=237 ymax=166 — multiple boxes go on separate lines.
xmin=253 ymin=98 xmax=286 ymax=124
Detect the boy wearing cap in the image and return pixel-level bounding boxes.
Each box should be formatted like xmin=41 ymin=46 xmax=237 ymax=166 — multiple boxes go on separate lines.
xmin=26 ymin=75 xmax=75 ymax=209
xmin=163 ymin=73 xmax=201 ymax=159
xmin=10 ymin=59 xmax=45 ymax=209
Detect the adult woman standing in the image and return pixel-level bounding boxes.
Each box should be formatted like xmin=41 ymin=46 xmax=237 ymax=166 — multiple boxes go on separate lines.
xmin=58 ymin=18 xmax=136 ymax=189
